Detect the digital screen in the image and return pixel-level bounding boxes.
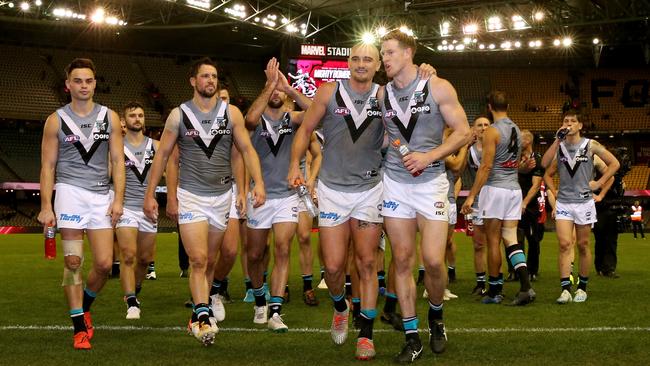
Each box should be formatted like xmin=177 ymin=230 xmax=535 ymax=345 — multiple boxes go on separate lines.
xmin=287 ymin=59 xmax=350 ymax=98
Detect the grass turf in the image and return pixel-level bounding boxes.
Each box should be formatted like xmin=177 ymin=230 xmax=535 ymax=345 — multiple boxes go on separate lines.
xmin=1 ymin=232 xmax=649 ymax=365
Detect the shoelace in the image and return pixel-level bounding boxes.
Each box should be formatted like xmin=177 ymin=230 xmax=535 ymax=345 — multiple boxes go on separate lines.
xmin=333 ymin=314 xmax=347 ymax=328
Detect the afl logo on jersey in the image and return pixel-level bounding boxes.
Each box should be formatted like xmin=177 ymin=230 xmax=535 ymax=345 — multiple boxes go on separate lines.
xmin=64 ymin=134 xmax=80 ymax=143
xmin=334 ymin=107 xmax=350 ymax=116
xmin=125 ymin=160 xmax=136 ymax=167
xmin=185 ymin=129 xmax=200 ymax=137
xmin=384 ymin=110 xmax=397 ymax=118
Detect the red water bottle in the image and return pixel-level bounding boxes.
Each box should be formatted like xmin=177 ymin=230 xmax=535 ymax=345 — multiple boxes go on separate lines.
xmin=44 ymin=226 xmax=57 ymax=260
xmin=392 ymin=139 xmax=423 ymax=177
xmin=465 ymin=214 xmax=474 ymax=236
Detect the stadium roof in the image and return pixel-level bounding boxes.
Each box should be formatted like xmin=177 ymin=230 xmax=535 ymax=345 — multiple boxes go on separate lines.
xmin=0 ymin=0 xmax=648 ymax=65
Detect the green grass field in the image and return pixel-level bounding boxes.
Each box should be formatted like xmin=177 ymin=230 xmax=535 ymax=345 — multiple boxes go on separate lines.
xmin=1 ymin=232 xmax=649 ymax=365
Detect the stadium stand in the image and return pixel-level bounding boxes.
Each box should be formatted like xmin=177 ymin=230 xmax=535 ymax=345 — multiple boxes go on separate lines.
xmin=624 ymin=165 xmax=650 ymax=190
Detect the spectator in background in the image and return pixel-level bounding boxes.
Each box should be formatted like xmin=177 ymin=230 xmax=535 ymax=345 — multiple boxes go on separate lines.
xmin=631 ymin=200 xmax=645 ymax=239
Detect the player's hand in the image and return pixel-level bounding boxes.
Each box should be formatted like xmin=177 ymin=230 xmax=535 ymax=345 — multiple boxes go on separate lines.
xmin=264 ymin=58 xmax=280 ymax=89
xmin=166 ymin=197 xmax=179 ymax=222
xmin=37 ymin=208 xmax=56 ymax=228
xmin=236 ymin=191 xmax=247 ymax=217
xmin=418 ymin=63 xmax=437 ymax=79
xmin=403 ymin=151 xmax=432 ymax=175
xmin=521 ymin=201 xmax=529 ymax=214
xmin=143 ymin=195 xmax=159 ymax=223
xmin=593 ymin=194 xmax=603 ymax=203
xmin=108 ymin=200 xmax=123 ymax=227
xmin=588 ymin=180 xmax=601 ymax=192
xmin=461 ymin=196 xmax=474 ymax=215
xmin=287 ymin=164 xmax=304 ymax=189
xmin=275 ymin=70 xmax=292 ymax=93
xmin=306 ymin=178 xmax=316 ymax=195
xmin=251 ymin=183 xmax=266 ymax=208
xmin=551 ymin=208 xmax=556 ymax=219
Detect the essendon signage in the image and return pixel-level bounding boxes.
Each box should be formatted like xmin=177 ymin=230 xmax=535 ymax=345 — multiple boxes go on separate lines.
xmin=300 ymin=44 xmax=351 ymax=58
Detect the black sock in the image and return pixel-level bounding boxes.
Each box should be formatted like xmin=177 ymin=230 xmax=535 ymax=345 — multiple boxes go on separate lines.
xmin=505 ymin=244 xmax=531 ymax=291
xmin=70 ymin=309 xmax=86 ymax=334
xmin=302 ymin=274 xmax=313 ymax=292
xmin=447 ymin=266 xmax=456 ymax=281
xmin=245 ymin=278 xmax=253 ymax=290
xmin=352 ymin=298 xmax=361 ymax=318
xmin=194 ymin=303 xmax=210 ymax=323
xmin=345 ymin=275 xmax=352 ymax=296
xmin=219 ymin=278 xmax=229 ymax=295
xmin=147 ymin=261 xmax=155 ymax=273
xmin=577 ymin=276 xmax=588 ymax=291
xmin=126 ymin=294 xmax=139 ymax=308
xmin=476 ymin=272 xmax=486 ymax=288
xmin=384 ymin=292 xmax=398 ymax=313
xmin=263 ymin=271 xmax=268 ymax=284
xmin=487 ymin=276 xmax=500 ymax=298
xmin=403 ymin=316 xmax=420 ymax=343
xmin=427 ymin=301 xmax=443 ymax=324
xmin=359 ymin=309 xmax=376 ymax=339
xmin=561 ymin=277 xmax=572 ymax=292
xmin=191 ymin=310 xmax=198 ymax=323
xmin=378 ymin=270 xmax=386 ymax=288
xmin=210 ymin=279 xmax=222 ymax=296
xmin=82 ymin=288 xmax=96 ymax=313
xmin=269 ymin=296 xmax=283 ymax=317
xmin=320 ymin=268 xmax=325 ymax=280
xmin=331 ymin=293 xmax=348 ymax=312
xmin=253 ymin=286 xmax=267 ymax=307
xmin=497 ymin=273 xmax=504 ymax=294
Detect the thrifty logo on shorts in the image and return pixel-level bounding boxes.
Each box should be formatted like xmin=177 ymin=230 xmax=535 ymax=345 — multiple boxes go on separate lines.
xmin=59 ymin=214 xmax=82 ymax=223
xmin=319 ymin=212 xmax=341 ymax=221
xmin=179 ymin=212 xmax=193 ymax=220
xmin=383 ymin=201 xmax=399 ymax=211
xmin=248 ymin=218 xmax=260 ymax=226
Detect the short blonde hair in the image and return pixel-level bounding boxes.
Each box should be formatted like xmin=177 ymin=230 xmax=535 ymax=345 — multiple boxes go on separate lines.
xmin=380 ymin=29 xmax=417 ymax=57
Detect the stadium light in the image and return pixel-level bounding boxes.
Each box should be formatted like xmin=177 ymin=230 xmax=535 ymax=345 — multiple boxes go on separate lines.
xmin=488 ymin=43 xmax=495 ymax=49
xmin=455 ymin=44 xmax=465 ymax=51
xmin=514 ymin=41 xmax=522 ymax=48
xmin=225 ymin=4 xmax=246 ymax=18
xmin=376 ymin=26 xmax=387 ymax=37
xmin=35 ymin=0 xmax=42 ymax=5
xmin=399 ymin=26 xmax=414 ymax=37
xmin=533 ymin=10 xmax=545 ymax=21
xmin=500 ymin=41 xmax=512 ymax=49
xmin=8 ymin=2 xmax=14 ymax=8
xmin=286 ymin=24 xmax=298 ymax=33
xmin=487 ymin=16 xmax=504 ymax=32
xmin=440 ymin=21 xmax=451 ymax=37
xmin=462 ymin=23 xmax=479 ymax=35
xmin=362 ymin=32 xmax=375 ymax=44
xmin=186 ymin=0 xmax=210 ymax=10
xmin=528 ymin=40 xmax=536 ymax=47
xmin=19 ymin=1 xmax=29 ymax=11
xmin=593 ymin=38 xmax=600 ymax=45
xmin=536 ymin=40 xmax=542 ymax=47
xmin=562 ymin=37 xmax=572 ymax=47
xmin=479 ymin=44 xmax=485 ymax=49
xmin=437 ymin=45 xmax=443 ymax=51
xmin=91 ymin=8 xmax=105 ymax=23
xmin=463 ymin=37 xmax=471 ymax=44
xmin=511 ymin=14 xmax=530 ymax=30
xmin=553 ymin=39 xmax=561 ymax=46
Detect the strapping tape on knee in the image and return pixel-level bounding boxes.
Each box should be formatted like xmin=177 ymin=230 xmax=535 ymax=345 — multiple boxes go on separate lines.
xmin=62 ymin=240 xmax=84 ymax=286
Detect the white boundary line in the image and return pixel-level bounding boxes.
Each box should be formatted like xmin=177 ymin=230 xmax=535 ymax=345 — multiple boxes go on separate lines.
xmin=2 ymin=325 xmax=649 ymax=333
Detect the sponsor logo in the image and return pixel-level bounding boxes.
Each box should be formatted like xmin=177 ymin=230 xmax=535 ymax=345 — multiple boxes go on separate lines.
xmin=278 ymin=128 xmax=293 ymax=135
xmin=363 ymin=170 xmax=378 ymax=179
xmin=384 ymin=110 xmax=397 ymax=118
xmin=376 ymin=204 xmax=383 ymax=211
xmin=353 ymin=99 xmax=365 ymax=105
xmin=410 ymin=104 xmax=431 ymax=114
xmin=500 ymin=160 xmax=519 ymax=169
xmin=435 ymin=210 xmax=445 ymax=216
xmin=225 ymin=213 xmax=230 ymax=220
xmin=427 ymin=161 xmax=441 ymax=168
xmin=334 ymin=107 xmax=350 ymax=116
xmin=125 ymin=160 xmax=136 ymax=167
xmin=220 ymin=176 xmax=232 ymax=185
xmin=59 ymin=214 xmax=82 ymax=223
xmin=292 ymin=213 xmax=298 ymax=218
xmin=248 ymin=218 xmax=260 ymax=226
xmin=93 ymin=133 xmax=109 ymax=140
xmin=260 ymin=130 xmax=271 ymax=137
xmin=576 ymin=155 xmax=589 ymax=162
xmin=434 ymin=201 xmax=445 ymax=209
xmin=383 ymin=200 xmax=399 ymax=211
xmin=143 ymin=158 xmax=154 ymax=165
xmin=319 ymin=212 xmax=341 ymax=221
xmin=185 ymin=129 xmax=200 ymax=137
xmin=65 ymin=134 xmax=80 ymax=143
xmin=179 ymin=212 xmax=193 ymax=220
xmin=366 ymin=109 xmax=382 ymax=117
xmin=586 ymin=212 xmax=592 ymax=217
xmin=201 ymin=119 xmax=212 ymax=125
xmin=291 ymin=207 xmax=299 ymax=212
xmin=210 ymin=128 xmax=231 ymax=135
xmin=557 ymin=209 xmax=570 ymax=217
xmin=80 ymin=123 xmax=93 ymax=129
xmin=398 ymin=96 xmax=409 ymax=102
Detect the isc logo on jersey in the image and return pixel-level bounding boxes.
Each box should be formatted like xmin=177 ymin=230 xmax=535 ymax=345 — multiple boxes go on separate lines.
xmin=410 ymin=104 xmax=431 ymax=114
xmin=65 ymin=134 xmax=80 ymax=143
xmin=334 ymin=107 xmax=350 ymax=116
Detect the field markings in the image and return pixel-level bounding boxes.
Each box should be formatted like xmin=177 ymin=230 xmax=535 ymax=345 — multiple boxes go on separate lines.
xmin=2 ymin=325 xmax=650 ymax=333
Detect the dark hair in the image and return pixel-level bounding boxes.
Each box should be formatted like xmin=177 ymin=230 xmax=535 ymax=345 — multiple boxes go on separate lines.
xmin=487 ymin=90 xmax=508 ymax=112
xmin=189 ymin=57 xmax=218 ymax=78
xmin=123 ymin=101 xmax=145 ymax=115
xmin=65 ymin=58 xmax=96 ymax=79
xmin=381 ymin=29 xmax=417 ymax=57
xmin=563 ymin=109 xmax=582 ymax=122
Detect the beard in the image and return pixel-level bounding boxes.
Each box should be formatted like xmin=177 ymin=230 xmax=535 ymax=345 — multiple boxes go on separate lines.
xmin=197 ymin=87 xmax=217 ymax=98
xmin=267 ymin=99 xmax=283 ymax=109
xmin=126 ymin=124 xmax=142 ymax=132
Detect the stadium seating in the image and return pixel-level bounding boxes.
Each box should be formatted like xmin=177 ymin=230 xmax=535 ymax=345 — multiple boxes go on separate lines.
xmin=624 ymin=165 xmax=650 ymax=190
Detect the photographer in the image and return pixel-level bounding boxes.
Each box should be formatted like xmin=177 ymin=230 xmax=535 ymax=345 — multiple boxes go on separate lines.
xmin=593 ymin=147 xmax=631 ymax=278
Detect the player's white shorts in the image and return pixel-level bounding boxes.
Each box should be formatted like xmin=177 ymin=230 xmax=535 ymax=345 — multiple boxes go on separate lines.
xmin=448 ymin=202 xmax=458 ymax=225
xmin=317 ymin=181 xmax=383 ymax=227
xmin=471 ymin=206 xmax=484 ymax=226
xmin=555 ymin=200 xmax=597 ymax=226
xmin=228 ymin=184 xmax=246 ymax=220
xmin=382 ymin=173 xmax=449 ymax=221
xmin=54 ymin=183 xmax=112 ymax=230
xmin=247 ymin=194 xmax=300 ymax=229
xmin=177 ymin=187 xmax=230 ymax=231
xmin=478 ymin=185 xmax=522 ymax=221
xmin=116 ymin=207 xmax=157 ymax=233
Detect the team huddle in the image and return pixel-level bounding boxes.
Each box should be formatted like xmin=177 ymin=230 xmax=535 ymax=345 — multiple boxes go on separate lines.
xmin=37 ymin=30 xmax=619 ymax=363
